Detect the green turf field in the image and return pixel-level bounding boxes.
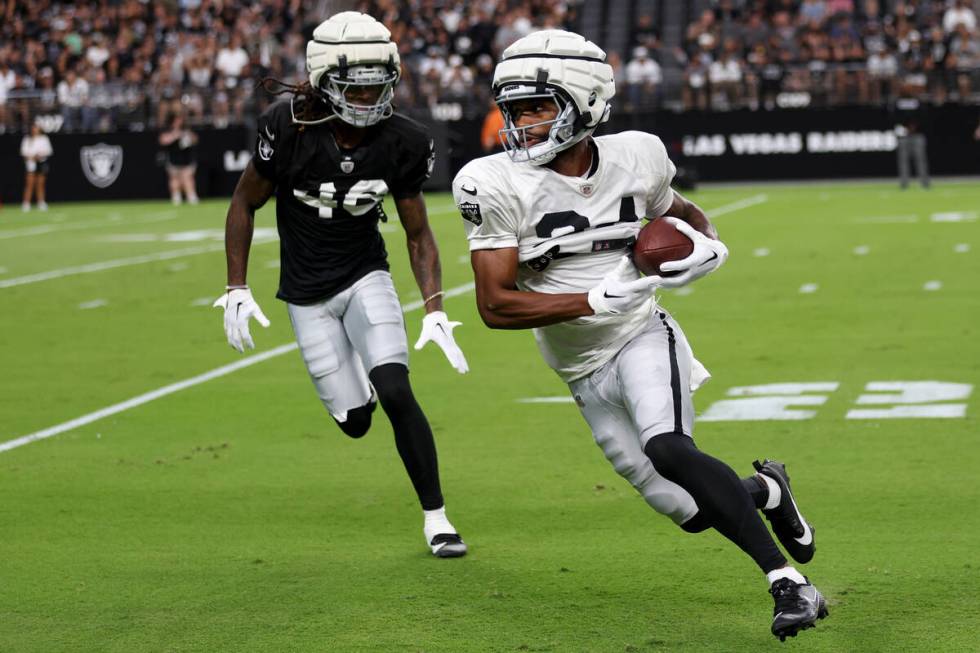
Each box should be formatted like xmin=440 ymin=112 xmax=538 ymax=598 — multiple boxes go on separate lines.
xmin=1 ymin=182 xmax=978 ymax=652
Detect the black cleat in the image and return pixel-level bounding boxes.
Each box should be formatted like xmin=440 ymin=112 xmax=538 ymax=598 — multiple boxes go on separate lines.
xmin=429 ymin=533 xmax=467 ymax=558
xmin=753 ymin=459 xmax=816 ymax=564
xmin=770 ymin=577 xmax=829 ymax=641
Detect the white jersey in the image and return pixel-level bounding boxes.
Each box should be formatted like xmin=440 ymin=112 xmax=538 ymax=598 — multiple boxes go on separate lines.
xmin=454 ymin=131 xmax=676 ymax=382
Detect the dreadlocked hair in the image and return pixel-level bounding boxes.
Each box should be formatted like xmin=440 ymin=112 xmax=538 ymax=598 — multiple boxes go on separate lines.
xmin=257 ymin=77 xmax=330 ymax=128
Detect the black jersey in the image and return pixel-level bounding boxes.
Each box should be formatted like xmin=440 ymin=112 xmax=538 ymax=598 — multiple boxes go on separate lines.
xmin=252 ymin=100 xmax=435 ymax=304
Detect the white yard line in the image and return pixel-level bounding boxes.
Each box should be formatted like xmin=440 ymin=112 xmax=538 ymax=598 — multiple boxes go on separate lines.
xmin=0 ymin=210 xmax=179 ymax=240
xmin=517 ymin=397 xmax=574 ymax=404
xmin=0 ymin=238 xmax=277 ymax=289
xmin=0 ymin=282 xmax=476 ymax=454
xmin=854 ymin=215 xmax=919 ymax=224
xmin=705 ymin=194 xmax=769 ymax=218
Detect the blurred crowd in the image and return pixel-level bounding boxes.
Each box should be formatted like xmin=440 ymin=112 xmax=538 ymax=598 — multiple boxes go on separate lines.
xmin=628 ymin=0 xmax=980 ymax=110
xmin=0 ymin=0 xmax=977 ymax=134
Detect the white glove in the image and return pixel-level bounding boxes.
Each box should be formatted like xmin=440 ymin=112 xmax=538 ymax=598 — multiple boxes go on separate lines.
xmin=654 ymin=217 xmax=729 ymax=288
xmin=414 ymin=310 xmax=469 ymax=374
xmin=587 ymin=256 xmax=661 ymax=316
xmin=213 ymin=287 xmax=270 ymax=353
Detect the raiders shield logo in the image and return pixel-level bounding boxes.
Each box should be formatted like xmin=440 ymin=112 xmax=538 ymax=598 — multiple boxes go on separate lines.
xmin=340 ymin=159 xmax=355 ymax=173
xmin=257 ymin=135 xmax=274 ymax=161
xmin=80 ymin=143 xmax=123 ymax=188
xmin=459 ymin=201 xmax=482 ymax=226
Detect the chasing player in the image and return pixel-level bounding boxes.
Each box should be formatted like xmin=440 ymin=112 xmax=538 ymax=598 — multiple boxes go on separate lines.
xmin=214 ymin=12 xmax=467 ymax=558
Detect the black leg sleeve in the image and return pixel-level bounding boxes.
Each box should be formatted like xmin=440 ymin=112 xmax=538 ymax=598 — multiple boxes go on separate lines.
xmin=369 ymin=363 xmax=444 ymax=511
xmin=645 ymin=433 xmax=787 ymax=573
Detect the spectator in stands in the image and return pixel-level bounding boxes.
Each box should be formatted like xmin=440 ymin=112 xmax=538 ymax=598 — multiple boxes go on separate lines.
xmin=923 ymin=25 xmax=949 ymax=103
xmin=799 ymin=0 xmax=829 ymax=27
xmin=831 ymin=28 xmax=868 ymax=104
xmin=418 ymin=46 xmax=447 ymax=81
xmin=86 ymin=33 xmax=111 ymax=70
xmin=947 ymin=23 xmax=979 ymax=101
xmin=57 ymin=68 xmax=88 ymax=132
xmin=441 ymin=54 xmax=474 ymax=101
xmin=491 ymin=9 xmax=522 ymax=55
xmin=867 ymin=44 xmax=899 ymax=103
xmin=943 ymin=0 xmax=977 ymax=34
xmin=826 ymin=0 xmax=856 ymax=19
xmin=625 ymin=46 xmax=663 ymax=110
xmin=211 ymin=77 xmax=233 ymax=129
xmin=709 ymin=39 xmax=744 ymax=109
xmin=746 ymin=43 xmax=785 ymax=110
xmin=472 ymin=52 xmax=496 ymax=107
xmin=35 ymin=68 xmax=59 ymax=117
xmin=87 ymin=68 xmax=114 ymax=131
xmin=686 ymin=9 xmax=721 ymax=55
xmin=684 ymin=35 xmax=714 ymax=111
xmin=159 ymin=113 xmax=199 ymax=206
xmin=633 ymin=14 xmax=660 ymax=52
xmin=741 ymin=11 xmax=771 ymax=50
xmin=770 ymin=10 xmax=799 ymax=55
xmin=215 ymin=33 xmax=249 ymax=88
xmin=117 ymin=66 xmax=148 ymax=131
xmin=20 ymin=122 xmax=53 ymax=212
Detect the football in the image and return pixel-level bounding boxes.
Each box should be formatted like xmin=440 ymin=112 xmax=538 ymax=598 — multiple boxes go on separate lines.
xmin=632 ymin=217 xmax=695 ymax=276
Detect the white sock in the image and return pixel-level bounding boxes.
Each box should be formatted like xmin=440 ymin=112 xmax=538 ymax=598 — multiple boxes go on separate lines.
xmin=759 ymin=473 xmax=781 ymax=510
xmin=423 ymin=506 xmax=456 ymax=541
xmin=171 ymin=193 xmax=182 ymax=205
xmin=767 ymin=566 xmax=807 ymax=586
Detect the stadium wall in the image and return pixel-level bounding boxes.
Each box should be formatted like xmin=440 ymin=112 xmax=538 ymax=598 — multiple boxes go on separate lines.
xmin=2 ymin=106 xmax=977 ymax=203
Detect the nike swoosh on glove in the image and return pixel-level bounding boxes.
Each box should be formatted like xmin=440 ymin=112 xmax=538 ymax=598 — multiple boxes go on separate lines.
xmin=414 ymin=310 xmax=469 ymax=374
xmin=652 ymin=217 xmax=729 ymax=288
xmin=213 ymin=287 xmax=270 ymax=353
xmin=587 ymin=256 xmax=661 ymax=316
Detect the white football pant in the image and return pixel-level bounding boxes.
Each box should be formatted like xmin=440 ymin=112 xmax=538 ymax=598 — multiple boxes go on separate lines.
xmin=567 ymin=311 xmax=701 ymax=525
xmin=288 ymin=271 xmax=409 ymax=421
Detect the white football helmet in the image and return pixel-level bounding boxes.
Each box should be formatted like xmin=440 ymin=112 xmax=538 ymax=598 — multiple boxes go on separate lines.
xmin=493 ymin=30 xmax=615 ymax=165
xmin=302 ymin=12 xmax=401 ymax=126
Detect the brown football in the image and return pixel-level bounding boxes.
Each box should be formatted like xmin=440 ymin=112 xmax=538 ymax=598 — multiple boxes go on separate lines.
xmin=632 ymin=217 xmax=694 ymax=276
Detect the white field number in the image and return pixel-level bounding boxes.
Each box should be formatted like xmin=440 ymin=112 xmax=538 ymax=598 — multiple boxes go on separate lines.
xmin=699 ymin=381 xmax=972 ymax=421
xmin=846 ymin=381 xmax=972 ymax=419
xmin=700 ymin=383 xmax=839 ymax=422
